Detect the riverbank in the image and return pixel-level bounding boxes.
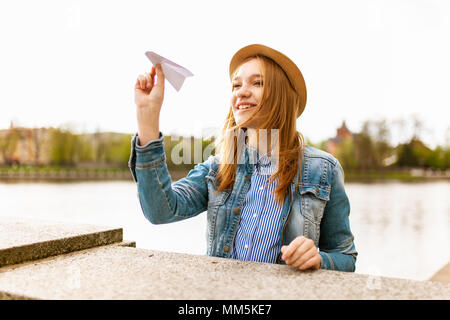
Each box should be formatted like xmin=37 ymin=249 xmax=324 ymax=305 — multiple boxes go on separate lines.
xmin=345 ymin=169 xmax=450 ymax=182
xmin=1 ymin=166 xmax=449 ymax=183
xmin=0 ymin=167 xmax=132 ymax=181
xmin=0 ymin=168 xmax=192 ymax=182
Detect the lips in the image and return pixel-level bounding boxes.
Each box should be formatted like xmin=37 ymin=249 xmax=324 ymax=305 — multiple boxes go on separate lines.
xmin=236 ymin=102 xmax=257 ymax=110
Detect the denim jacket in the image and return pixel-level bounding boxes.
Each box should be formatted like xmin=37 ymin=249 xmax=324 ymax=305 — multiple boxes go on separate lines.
xmin=128 ymin=133 xmax=357 ymax=272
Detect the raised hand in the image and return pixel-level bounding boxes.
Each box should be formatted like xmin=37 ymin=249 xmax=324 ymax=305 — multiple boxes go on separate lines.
xmin=134 ymin=64 xmax=165 ymax=145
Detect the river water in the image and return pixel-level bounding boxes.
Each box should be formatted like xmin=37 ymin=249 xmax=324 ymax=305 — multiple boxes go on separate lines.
xmin=1 ymin=180 xmax=448 ymax=281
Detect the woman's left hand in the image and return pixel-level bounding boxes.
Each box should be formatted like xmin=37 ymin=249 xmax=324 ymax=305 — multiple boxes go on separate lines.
xmin=280 ymin=236 xmax=321 ymax=270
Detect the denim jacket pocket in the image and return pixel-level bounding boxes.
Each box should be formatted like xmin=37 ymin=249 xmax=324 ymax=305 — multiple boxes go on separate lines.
xmin=299 ymin=184 xmax=330 ymax=245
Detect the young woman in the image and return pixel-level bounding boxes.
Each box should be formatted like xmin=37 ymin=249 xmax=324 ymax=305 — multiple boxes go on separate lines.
xmin=129 ymin=44 xmax=357 ymax=272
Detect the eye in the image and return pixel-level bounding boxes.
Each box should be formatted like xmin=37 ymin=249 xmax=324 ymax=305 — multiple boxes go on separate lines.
xmin=254 ymin=81 xmax=263 ymax=86
xmin=232 ymin=83 xmax=241 ymax=89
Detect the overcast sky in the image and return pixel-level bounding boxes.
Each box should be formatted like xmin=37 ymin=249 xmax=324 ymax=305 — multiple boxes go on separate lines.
xmin=1 ymin=0 xmax=449 ymax=148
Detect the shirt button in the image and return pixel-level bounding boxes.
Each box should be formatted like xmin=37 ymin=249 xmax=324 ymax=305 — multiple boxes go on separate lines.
xmin=253 ymin=214 xmax=257 ymax=218
xmin=233 ymin=208 xmax=241 ymax=214
xmin=223 ymin=245 xmax=229 ymax=252
xmin=259 ymin=186 xmax=264 ymax=190
xmin=244 ymin=244 xmax=248 ymax=249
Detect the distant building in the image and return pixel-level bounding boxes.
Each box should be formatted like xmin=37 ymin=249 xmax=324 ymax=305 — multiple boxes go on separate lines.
xmin=0 ymin=122 xmax=51 ymax=165
xmin=325 ymin=121 xmax=353 ymax=156
xmin=0 ymin=123 xmax=132 ymax=167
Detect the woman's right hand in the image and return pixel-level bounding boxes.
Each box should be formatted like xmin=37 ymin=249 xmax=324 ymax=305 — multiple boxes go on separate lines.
xmin=134 ymin=64 xmax=165 ymax=145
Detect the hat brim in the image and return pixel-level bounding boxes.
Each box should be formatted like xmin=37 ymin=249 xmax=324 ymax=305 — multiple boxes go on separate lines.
xmin=229 ymin=44 xmax=307 ymax=118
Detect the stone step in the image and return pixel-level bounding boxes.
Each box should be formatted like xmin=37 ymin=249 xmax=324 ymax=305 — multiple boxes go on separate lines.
xmin=1 ymin=244 xmax=449 ymax=300
xmin=0 ymin=217 xmax=123 ymax=268
xmin=429 ymin=262 xmax=450 ymax=283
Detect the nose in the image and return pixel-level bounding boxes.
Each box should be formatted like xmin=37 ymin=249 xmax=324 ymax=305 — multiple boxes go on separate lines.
xmin=236 ymin=84 xmax=251 ymax=98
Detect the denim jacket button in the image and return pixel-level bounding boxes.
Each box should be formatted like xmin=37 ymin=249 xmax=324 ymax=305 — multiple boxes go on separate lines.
xmin=244 ymin=175 xmax=251 ymax=181
xmin=315 ymin=186 xmax=319 ymax=194
xmin=233 ymin=208 xmax=241 ymax=214
xmin=223 ymin=245 xmax=229 ymax=252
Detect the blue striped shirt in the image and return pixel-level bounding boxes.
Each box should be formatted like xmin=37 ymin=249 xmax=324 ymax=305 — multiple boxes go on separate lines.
xmin=230 ymin=145 xmax=283 ymax=263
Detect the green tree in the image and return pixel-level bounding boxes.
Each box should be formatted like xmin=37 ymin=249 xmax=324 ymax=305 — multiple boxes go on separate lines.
xmin=104 ymin=134 xmax=133 ymax=166
xmin=445 ymin=148 xmax=450 ymax=169
xmin=424 ymin=146 xmax=449 ymax=170
xmin=396 ymin=139 xmax=431 ymax=168
xmin=48 ymin=127 xmax=79 ymax=165
xmin=93 ymin=130 xmax=108 ymax=163
xmin=336 ymin=137 xmax=357 ymax=170
xmin=396 ymin=143 xmax=418 ymax=167
xmin=354 ymin=121 xmax=376 ymax=170
xmin=372 ymin=119 xmax=393 ymax=167
xmin=76 ymin=135 xmax=95 ymax=162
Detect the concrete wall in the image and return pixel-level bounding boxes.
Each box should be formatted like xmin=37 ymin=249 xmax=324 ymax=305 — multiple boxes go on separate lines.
xmin=0 ymin=217 xmax=449 ymax=300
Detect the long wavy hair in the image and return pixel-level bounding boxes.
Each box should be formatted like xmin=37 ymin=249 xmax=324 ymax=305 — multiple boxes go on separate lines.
xmin=214 ymin=55 xmax=305 ymax=207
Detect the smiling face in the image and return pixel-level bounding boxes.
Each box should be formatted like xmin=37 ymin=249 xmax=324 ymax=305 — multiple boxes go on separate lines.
xmin=230 ymin=58 xmax=267 ymax=128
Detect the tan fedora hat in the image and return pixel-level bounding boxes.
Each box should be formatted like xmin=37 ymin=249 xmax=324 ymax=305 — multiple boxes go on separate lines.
xmin=229 ymin=44 xmax=307 ymax=118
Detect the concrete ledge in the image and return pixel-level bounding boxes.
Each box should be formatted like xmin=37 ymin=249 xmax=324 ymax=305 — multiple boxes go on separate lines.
xmin=115 ymin=240 xmax=136 ymax=248
xmin=429 ymin=262 xmax=450 ymax=283
xmin=0 ymin=217 xmax=122 ymax=268
xmin=0 ymin=291 xmax=34 ymax=300
xmin=1 ymin=217 xmax=448 ymax=300
xmin=1 ymin=245 xmax=449 ymax=300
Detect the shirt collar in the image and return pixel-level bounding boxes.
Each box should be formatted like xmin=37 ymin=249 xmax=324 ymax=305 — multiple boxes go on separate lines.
xmin=245 ymin=141 xmax=276 ymax=173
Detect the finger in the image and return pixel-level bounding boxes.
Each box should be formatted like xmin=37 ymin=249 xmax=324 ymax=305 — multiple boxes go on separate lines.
xmin=298 ymin=254 xmax=321 ymax=271
xmin=144 ymin=68 xmax=155 ymax=89
xmin=291 ymin=245 xmax=317 ymax=268
xmin=282 ymin=241 xmax=299 ymax=261
xmin=150 ymin=66 xmax=156 ymax=78
xmin=286 ymin=238 xmax=314 ymax=265
xmin=145 ymin=73 xmax=153 ymax=90
xmin=155 ymin=63 xmax=165 ymax=87
xmin=281 ymin=236 xmax=306 ymax=261
xmin=138 ymin=75 xmax=145 ymax=90
xmin=142 ymin=76 xmax=147 ymax=89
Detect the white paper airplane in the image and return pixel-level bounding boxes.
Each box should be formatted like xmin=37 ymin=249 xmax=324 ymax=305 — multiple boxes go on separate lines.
xmin=145 ymin=51 xmax=194 ymax=91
